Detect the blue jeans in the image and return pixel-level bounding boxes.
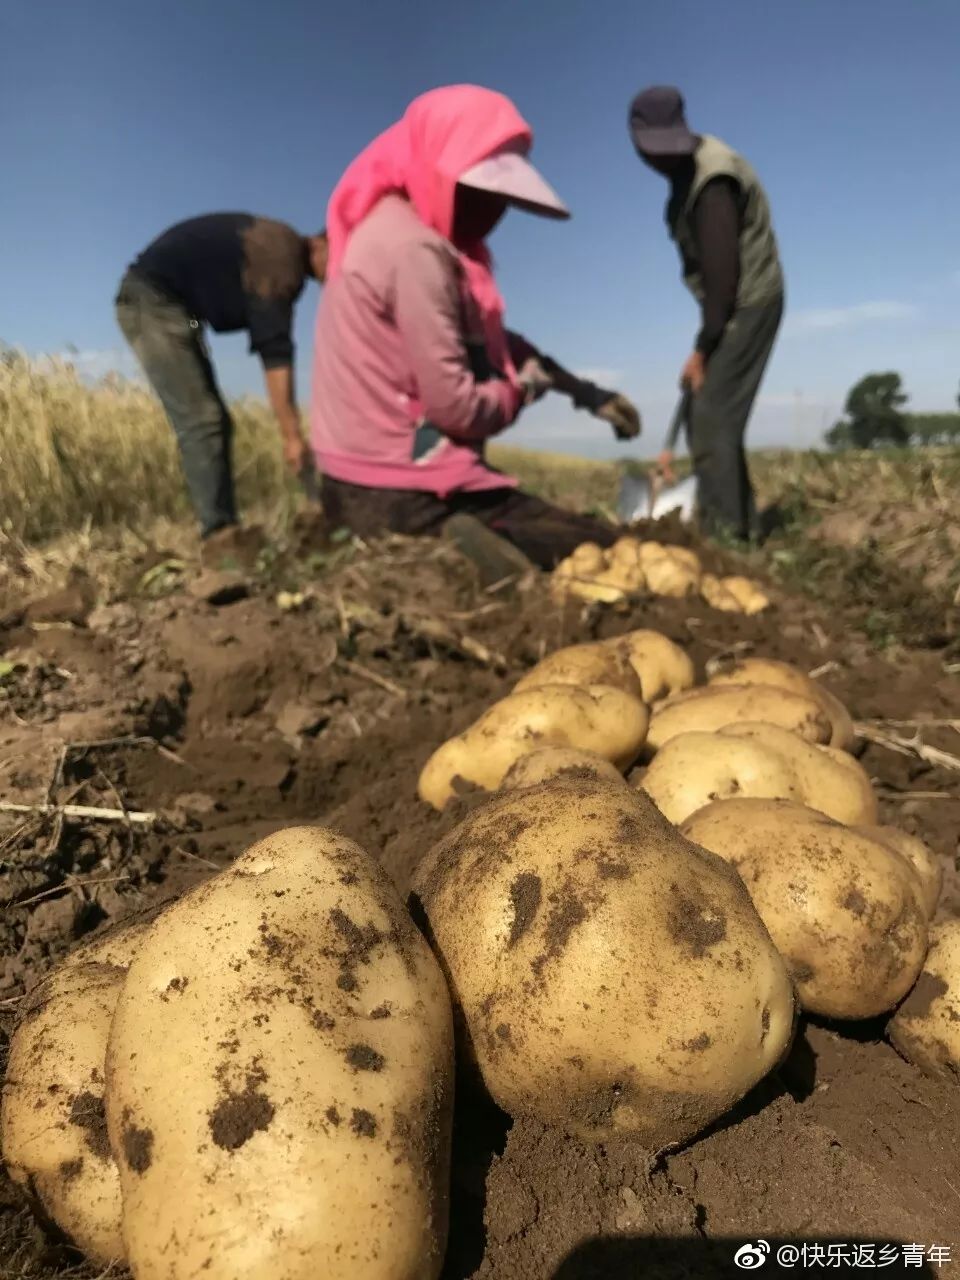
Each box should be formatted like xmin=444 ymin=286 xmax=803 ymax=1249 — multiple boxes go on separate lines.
xmin=115 ymin=271 xmax=237 ymax=536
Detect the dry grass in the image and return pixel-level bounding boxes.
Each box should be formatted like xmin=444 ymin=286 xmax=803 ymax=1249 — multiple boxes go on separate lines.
xmin=0 ymin=352 xmax=295 ymax=545
xmin=3 ymin=352 xmax=958 ymax=620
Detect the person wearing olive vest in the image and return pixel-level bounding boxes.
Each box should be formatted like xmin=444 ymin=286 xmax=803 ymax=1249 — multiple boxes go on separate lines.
xmin=629 ymin=86 xmax=784 ymax=541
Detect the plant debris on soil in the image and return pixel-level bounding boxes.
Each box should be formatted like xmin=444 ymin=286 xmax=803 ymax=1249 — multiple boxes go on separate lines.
xmin=2 ymin=524 xmax=959 ymax=1278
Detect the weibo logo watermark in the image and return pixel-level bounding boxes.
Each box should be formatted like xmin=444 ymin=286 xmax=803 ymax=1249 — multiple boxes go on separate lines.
xmin=733 ymin=1239 xmax=953 ymax=1269
xmin=733 ymin=1240 xmax=771 ymax=1270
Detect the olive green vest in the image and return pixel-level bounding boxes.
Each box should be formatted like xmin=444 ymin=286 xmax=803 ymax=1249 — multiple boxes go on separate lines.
xmin=666 ymin=134 xmax=783 ymax=308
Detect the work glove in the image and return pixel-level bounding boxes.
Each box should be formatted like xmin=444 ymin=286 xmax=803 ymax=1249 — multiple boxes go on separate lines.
xmin=578 ymin=383 xmax=642 ymax=440
xmin=595 ymin=391 xmax=642 ymax=441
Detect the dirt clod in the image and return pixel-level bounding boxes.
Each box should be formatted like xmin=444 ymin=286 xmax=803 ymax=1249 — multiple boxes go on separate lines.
xmin=68 ymin=1092 xmax=110 ymax=1162
xmin=345 ymin=1043 xmax=385 ymax=1072
xmin=507 ymin=872 xmax=542 ymax=947
xmin=209 ymin=1077 xmax=276 ymax=1151
xmin=122 ymin=1124 xmax=154 ymax=1175
xmin=350 ymin=1108 xmax=377 ymax=1138
xmin=895 ymin=970 xmax=949 ymax=1021
xmin=667 ymin=888 xmax=727 ymax=957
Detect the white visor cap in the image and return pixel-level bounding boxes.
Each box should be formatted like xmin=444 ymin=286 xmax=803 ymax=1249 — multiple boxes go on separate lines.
xmin=458 ymin=146 xmax=570 ymax=220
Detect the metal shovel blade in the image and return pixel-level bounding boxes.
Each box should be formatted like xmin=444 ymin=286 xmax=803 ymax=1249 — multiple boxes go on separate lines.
xmin=617 ymin=472 xmax=654 ymax=523
xmin=617 ymin=470 xmax=699 ymax=524
xmin=650 ymin=472 xmax=698 ymax=521
xmin=617 ymin=388 xmax=698 ymax=524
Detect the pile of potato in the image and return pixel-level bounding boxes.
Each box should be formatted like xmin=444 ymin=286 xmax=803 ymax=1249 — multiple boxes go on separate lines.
xmin=416 ymin=630 xmax=958 ymax=1138
xmin=551 ymin=536 xmax=770 ymax=614
xmin=2 ymin=829 xmax=455 ymax=1279
xmin=5 ymin=618 xmax=959 ymax=1275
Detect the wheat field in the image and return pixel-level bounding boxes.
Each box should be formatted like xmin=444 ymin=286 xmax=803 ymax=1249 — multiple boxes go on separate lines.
xmin=0 ymin=352 xmax=292 ymax=544
xmin=2 ymin=352 xmax=958 ymax=609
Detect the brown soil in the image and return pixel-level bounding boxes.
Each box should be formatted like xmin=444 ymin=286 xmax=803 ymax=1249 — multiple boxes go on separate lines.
xmin=2 ymin=529 xmax=959 ymax=1278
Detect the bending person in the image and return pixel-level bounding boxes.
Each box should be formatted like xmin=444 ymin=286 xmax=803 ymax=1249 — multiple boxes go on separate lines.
xmin=310 ymin=84 xmax=640 ymax=573
xmin=629 ymin=86 xmax=784 ymax=541
xmin=116 ymin=214 xmax=328 ymax=557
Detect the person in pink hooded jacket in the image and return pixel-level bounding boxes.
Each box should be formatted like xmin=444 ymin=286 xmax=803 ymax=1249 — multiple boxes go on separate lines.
xmin=311 ymin=84 xmax=640 ymax=572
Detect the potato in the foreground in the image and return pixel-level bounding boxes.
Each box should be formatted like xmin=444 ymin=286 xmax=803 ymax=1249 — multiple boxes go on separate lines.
xmin=1 ymin=911 xmax=160 ymax=1267
xmin=641 ymin=721 xmax=876 ymax=827
xmin=418 ymin=684 xmax=649 ymax=810
xmin=682 ymin=799 xmax=928 ymax=1019
xmin=707 ymin=656 xmax=854 ymax=750
xmin=889 ymin=918 xmax=960 ymax=1080
xmin=412 ymin=779 xmax=795 ymax=1149
xmin=107 ymin=827 xmax=454 ymax=1280
xmin=647 ymin=684 xmax=832 ymax=752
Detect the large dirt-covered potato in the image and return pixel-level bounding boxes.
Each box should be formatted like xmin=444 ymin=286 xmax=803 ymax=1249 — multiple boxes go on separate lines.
xmin=1 ymin=908 xmax=162 ymax=1266
xmin=501 ymin=746 xmax=626 ymax=790
xmin=107 ymin=827 xmax=454 ymax=1280
xmin=647 ymin=684 xmax=832 ymax=752
xmin=681 ymin=799 xmax=928 ymax=1019
xmin=856 ymin=825 xmax=943 ymax=919
xmin=707 ymin=656 xmax=854 ymax=749
xmin=418 ymin=684 xmax=650 ymax=810
xmin=889 ymin=918 xmax=960 ymax=1081
xmin=643 ymin=720 xmax=876 ymax=826
xmin=412 ymin=779 xmax=795 ymax=1149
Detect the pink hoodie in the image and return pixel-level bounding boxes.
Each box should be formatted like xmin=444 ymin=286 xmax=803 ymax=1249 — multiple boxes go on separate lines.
xmin=311 ymin=86 xmax=531 ymax=496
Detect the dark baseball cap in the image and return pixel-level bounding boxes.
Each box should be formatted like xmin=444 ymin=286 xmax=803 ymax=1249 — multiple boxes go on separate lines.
xmin=629 ymin=85 xmax=697 ymax=156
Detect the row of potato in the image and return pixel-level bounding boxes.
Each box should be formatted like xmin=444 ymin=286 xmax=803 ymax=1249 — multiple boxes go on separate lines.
xmin=3 ymin=629 xmax=959 ymax=1279
xmin=552 ymin=536 xmax=771 ymax=613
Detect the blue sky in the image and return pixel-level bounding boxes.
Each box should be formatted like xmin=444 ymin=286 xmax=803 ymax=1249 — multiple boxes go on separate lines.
xmin=3 ymin=0 xmax=958 ymax=458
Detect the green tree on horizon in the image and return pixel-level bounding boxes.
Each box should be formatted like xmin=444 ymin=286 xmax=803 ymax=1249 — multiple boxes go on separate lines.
xmin=825 ymin=372 xmax=910 ymax=449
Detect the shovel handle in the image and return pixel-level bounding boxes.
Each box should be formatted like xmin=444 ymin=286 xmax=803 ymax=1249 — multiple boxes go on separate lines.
xmin=664 ymin=389 xmax=692 ymax=455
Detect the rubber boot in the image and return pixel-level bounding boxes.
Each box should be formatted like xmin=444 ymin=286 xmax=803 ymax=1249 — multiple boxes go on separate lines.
xmin=441 ymin=514 xmax=536 ymax=588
